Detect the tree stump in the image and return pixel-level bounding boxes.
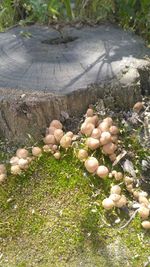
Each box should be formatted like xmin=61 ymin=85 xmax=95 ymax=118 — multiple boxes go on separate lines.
xmin=0 ymin=24 xmax=150 ymax=143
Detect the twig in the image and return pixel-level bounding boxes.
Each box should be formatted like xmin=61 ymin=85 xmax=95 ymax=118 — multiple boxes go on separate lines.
xmin=119 ymin=209 xmax=139 ymax=230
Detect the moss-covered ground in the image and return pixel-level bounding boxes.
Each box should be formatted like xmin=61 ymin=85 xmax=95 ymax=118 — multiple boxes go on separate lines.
xmin=0 ymin=138 xmax=150 ymax=267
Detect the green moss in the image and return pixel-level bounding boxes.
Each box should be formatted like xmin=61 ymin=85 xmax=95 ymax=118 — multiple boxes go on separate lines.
xmin=0 ymin=141 xmax=150 ymax=267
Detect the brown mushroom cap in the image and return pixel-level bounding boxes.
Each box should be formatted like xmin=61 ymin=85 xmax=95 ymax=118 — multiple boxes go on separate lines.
xmin=78 ymin=149 xmax=88 ymax=161
xmin=48 ymin=126 xmax=57 ymax=135
xmin=0 ymin=173 xmax=7 ymax=183
xmin=16 ymin=148 xmax=29 ymax=159
xmin=96 ymin=165 xmax=109 ymax=178
xmin=54 ymin=129 xmax=64 ymax=143
xmin=138 ymin=206 xmax=150 ymax=220
xmin=86 ymin=137 xmax=100 ymax=150
xmin=65 ymin=131 xmax=74 ymax=138
xmin=110 ymin=185 xmax=121 ymax=195
xmin=60 ymin=136 xmax=72 ymax=148
xmin=86 ymin=108 xmax=94 ymax=117
xmin=91 ymin=128 xmax=101 ymax=139
xmin=54 ymin=151 xmax=61 ymax=160
xmin=50 ymin=120 xmax=63 ymax=129
xmin=32 ymin=147 xmax=42 ymax=157
xmin=141 ymin=221 xmax=150 ymax=229
xmin=81 ymin=122 xmax=95 ymax=136
xmin=98 ymin=121 xmax=110 ymax=132
xmin=115 ymin=195 xmax=127 ymax=208
xmin=44 ymin=134 xmax=56 ymax=145
xmin=11 ymin=165 xmax=21 ymax=175
xmin=109 ymin=126 xmax=119 ymax=135
xmin=103 ymin=117 xmax=113 ymax=126
xmin=100 ymin=131 xmax=111 ymax=145
xmin=102 ymin=142 xmax=117 ymax=155
xmin=84 ymin=157 xmax=99 ymax=173
xmin=133 ymin=102 xmax=143 ymax=113
xmin=102 ymin=198 xmax=114 ymax=210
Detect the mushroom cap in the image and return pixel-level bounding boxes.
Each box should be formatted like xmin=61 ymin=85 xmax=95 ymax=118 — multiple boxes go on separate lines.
xmin=109 ymin=194 xmax=121 ymax=202
xmin=11 ymin=165 xmax=21 ymax=175
xmin=102 ymin=198 xmax=114 ymax=210
xmin=18 ymin=158 xmax=28 ymax=169
xmin=115 ymin=195 xmax=127 ymax=207
xmin=54 ymin=129 xmax=64 ymax=143
xmin=96 ymin=165 xmax=109 ymax=178
xmin=138 ymin=206 xmax=150 ymax=220
xmin=65 ymin=131 xmax=74 ymax=138
xmin=50 ymin=120 xmax=62 ymax=129
xmin=86 ymin=108 xmax=94 ymax=117
xmin=109 ymin=126 xmax=119 ymax=135
xmin=81 ymin=122 xmax=95 ymax=136
xmin=98 ymin=121 xmax=110 ymax=132
xmin=86 ymin=137 xmax=100 ymax=150
xmin=0 ymin=164 xmax=7 ymax=174
xmin=91 ymin=128 xmax=101 ymax=139
xmin=100 ymin=131 xmax=111 ymax=145
xmin=48 ymin=126 xmax=57 ymax=135
xmin=114 ymin=172 xmax=123 ymax=181
xmin=102 ymin=142 xmax=117 ymax=155
xmin=124 ymin=176 xmax=134 ymax=185
xmin=32 ymin=147 xmax=42 ymax=157
xmin=110 ymin=185 xmax=121 ymax=195
xmin=103 ymin=117 xmax=113 ymax=126
xmin=60 ymin=135 xmax=72 ymax=148
xmin=10 ymin=156 xmax=19 ymax=166
xmin=133 ymin=102 xmax=143 ymax=113
xmin=141 ymin=221 xmax=150 ymax=229
xmin=84 ymin=157 xmax=99 ymax=173
xmin=16 ymin=148 xmax=29 ymax=159
xmin=54 ymin=151 xmax=61 ymax=160
xmin=138 ymin=196 xmax=149 ymax=206
xmin=111 ymin=135 xmax=118 ymax=143
xmin=78 ymin=149 xmax=88 ymax=161
xmin=43 ymin=145 xmax=51 ymax=153
xmin=44 ymin=134 xmax=56 ymax=145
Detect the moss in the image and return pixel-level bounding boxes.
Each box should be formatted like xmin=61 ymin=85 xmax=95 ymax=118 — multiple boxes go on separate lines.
xmin=0 ymin=133 xmax=150 ymax=267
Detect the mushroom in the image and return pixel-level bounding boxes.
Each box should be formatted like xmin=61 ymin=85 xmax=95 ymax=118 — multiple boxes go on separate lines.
xmin=16 ymin=148 xmax=29 ymax=159
xmin=81 ymin=123 xmax=95 ymax=136
xmin=138 ymin=206 xmax=149 ymax=220
xmin=18 ymin=158 xmax=28 ymax=170
xmin=103 ymin=117 xmax=113 ymax=126
xmin=43 ymin=145 xmax=51 ymax=153
xmin=86 ymin=108 xmax=94 ymax=117
xmin=54 ymin=151 xmax=61 ymax=160
xmin=0 ymin=174 xmax=6 ymax=183
xmin=115 ymin=195 xmax=127 ymax=208
xmin=100 ymin=131 xmax=111 ymax=145
xmin=50 ymin=120 xmax=62 ymax=129
xmin=65 ymin=131 xmax=74 ymax=138
xmin=102 ymin=198 xmax=114 ymax=210
xmin=114 ymin=172 xmax=123 ymax=181
xmin=141 ymin=221 xmax=150 ymax=229
xmin=54 ymin=129 xmax=64 ymax=143
xmin=52 ymin=145 xmax=58 ymax=152
xmin=32 ymin=147 xmax=42 ymax=157
xmin=109 ymin=126 xmax=119 ymax=135
xmin=138 ymin=196 xmax=149 ymax=206
xmin=133 ymin=102 xmax=143 ymax=113
xmin=44 ymin=134 xmax=56 ymax=145
xmin=48 ymin=126 xmax=57 ymax=135
xmin=11 ymin=165 xmax=21 ymax=175
xmin=124 ymin=176 xmax=134 ymax=185
xmin=109 ymin=194 xmax=121 ymax=202
xmin=91 ymin=128 xmax=101 ymax=139
xmin=10 ymin=156 xmax=19 ymax=166
xmin=96 ymin=165 xmax=109 ymax=178
xmin=102 ymin=142 xmax=117 ymax=155
xmin=84 ymin=157 xmax=99 ymax=173
xmin=60 ymin=135 xmax=72 ymax=148
xmin=133 ymin=190 xmax=140 ymax=199
xmin=111 ymin=135 xmax=118 ymax=144
xmin=86 ymin=137 xmax=100 ymax=150
xmin=0 ymin=164 xmax=7 ymax=174
xmin=98 ymin=122 xmax=110 ymax=132
xmin=78 ymin=149 xmax=88 ymax=161
xmin=110 ymin=185 xmax=121 ymax=195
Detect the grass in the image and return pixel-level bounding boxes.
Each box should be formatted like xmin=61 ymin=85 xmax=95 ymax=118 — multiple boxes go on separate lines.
xmin=0 ymin=141 xmax=150 ymax=267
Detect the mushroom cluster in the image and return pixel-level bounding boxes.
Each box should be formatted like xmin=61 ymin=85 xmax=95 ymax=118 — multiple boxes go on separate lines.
xmin=0 ymin=102 xmax=149 ymax=230
xmin=80 ymin=108 xmax=119 ymax=162
xmin=102 ymin=185 xmax=127 ymax=210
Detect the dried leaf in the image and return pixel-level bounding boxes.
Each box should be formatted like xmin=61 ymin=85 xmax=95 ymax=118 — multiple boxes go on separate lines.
xmin=122 ymin=159 xmax=136 ymax=178
xmin=112 ymin=150 xmax=127 ymax=166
